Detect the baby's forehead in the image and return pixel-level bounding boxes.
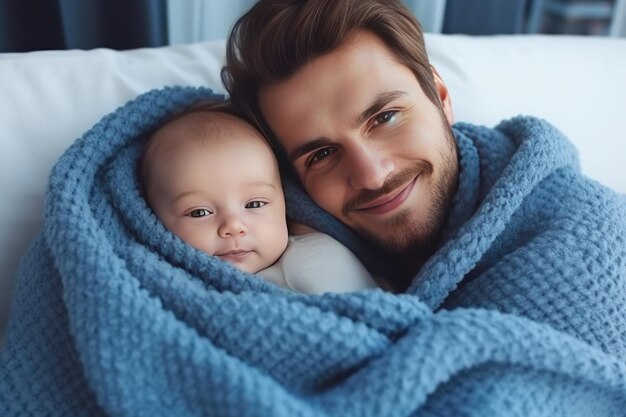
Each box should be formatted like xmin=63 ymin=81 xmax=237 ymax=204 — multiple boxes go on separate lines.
xmin=143 ymin=110 xmax=272 ymax=184
xmin=149 ymin=111 xmax=279 ymax=173
xmin=164 ymin=111 xmax=267 ymax=148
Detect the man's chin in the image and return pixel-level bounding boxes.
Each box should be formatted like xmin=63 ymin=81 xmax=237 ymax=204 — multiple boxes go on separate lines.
xmin=351 ymin=221 xmax=433 ymax=256
xmin=349 ymin=190 xmax=452 ymax=256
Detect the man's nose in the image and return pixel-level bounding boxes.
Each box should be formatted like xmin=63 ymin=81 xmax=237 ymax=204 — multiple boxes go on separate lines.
xmin=217 ymin=214 xmax=247 ymax=238
xmin=346 ymin=142 xmax=394 ymax=190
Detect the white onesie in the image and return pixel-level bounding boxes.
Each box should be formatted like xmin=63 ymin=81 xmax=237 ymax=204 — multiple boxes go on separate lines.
xmin=258 ymin=232 xmax=378 ymax=294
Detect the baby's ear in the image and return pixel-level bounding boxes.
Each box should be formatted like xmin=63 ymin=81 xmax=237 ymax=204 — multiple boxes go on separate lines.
xmin=287 ymin=220 xmax=316 ymax=235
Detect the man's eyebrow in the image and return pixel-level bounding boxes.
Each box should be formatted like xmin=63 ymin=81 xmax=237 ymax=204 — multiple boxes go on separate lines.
xmin=287 ymin=138 xmax=331 ymax=163
xmin=353 ymin=90 xmax=407 ymax=128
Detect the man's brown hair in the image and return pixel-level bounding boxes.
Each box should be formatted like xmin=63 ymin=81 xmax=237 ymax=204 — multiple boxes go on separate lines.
xmin=221 ymin=0 xmax=439 ymax=135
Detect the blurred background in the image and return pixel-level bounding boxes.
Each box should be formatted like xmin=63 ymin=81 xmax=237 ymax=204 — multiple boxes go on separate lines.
xmin=0 ymin=0 xmax=624 ymax=53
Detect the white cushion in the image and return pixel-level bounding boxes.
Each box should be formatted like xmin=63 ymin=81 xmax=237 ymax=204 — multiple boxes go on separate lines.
xmin=0 ymin=41 xmax=226 ymax=341
xmin=1 ymin=35 xmax=625 ymax=341
xmin=426 ymin=34 xmax=626 ymax=194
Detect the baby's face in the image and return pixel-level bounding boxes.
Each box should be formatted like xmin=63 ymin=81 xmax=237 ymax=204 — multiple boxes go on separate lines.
xmin=147 ymin=116 xmax=289 ymax=273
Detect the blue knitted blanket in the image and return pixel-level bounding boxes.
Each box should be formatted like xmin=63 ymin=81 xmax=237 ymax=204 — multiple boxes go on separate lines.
xmin=2 ymin=86 xmax=626 ymax=416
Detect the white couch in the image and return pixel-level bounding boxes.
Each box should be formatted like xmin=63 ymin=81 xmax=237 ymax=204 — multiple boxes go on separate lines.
xmin=1 ymin=35 xmax=625 ymax=343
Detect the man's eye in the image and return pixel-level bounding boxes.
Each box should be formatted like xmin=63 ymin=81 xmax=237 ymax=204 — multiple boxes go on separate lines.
xmin=245 ymin=201 xmax=267 ymax=209
xmin=308 ymin=147 xmax=336 ymax=166
xmin=187 ymin=208 xmax=212 ymax=218
xmin=372 ymin=110 xmax=398 ymax=127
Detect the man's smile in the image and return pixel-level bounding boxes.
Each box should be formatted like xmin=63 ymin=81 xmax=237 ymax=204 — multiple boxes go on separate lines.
xmin=355 ymin=174 xmax=420 ymax=215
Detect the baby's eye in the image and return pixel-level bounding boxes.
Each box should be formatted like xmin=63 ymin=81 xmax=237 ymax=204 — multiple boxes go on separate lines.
xmin=246 ymin=201 xmax=267 ymax=209
xmin=187 ymin=208 xmax=212 ymax=218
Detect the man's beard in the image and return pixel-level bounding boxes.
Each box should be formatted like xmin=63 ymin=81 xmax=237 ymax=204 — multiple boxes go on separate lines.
xmin=344 ymin=122 xmax=458 ymax=258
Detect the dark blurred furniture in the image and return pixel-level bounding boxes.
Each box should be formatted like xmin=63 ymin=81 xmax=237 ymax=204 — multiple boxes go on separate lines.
xmin=443 ymin=0 xmax=529 ymax=34
xmin=0 ymin=0 xmax=167 ymax=53
xmin=526 ymin=0 xmax=620 ymax=35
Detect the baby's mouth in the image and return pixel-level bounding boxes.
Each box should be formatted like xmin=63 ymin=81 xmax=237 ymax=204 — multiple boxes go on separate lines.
xmin=216 ymin=249 xmax=253 ymax=259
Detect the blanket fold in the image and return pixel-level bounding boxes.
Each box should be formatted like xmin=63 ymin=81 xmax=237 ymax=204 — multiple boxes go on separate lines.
xmin=1 ymin=86 xmax=625 ymax=416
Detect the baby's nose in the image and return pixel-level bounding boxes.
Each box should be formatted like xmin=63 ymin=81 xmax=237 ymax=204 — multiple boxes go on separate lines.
xmin=217 ymin=215 xmax=247 ymax=238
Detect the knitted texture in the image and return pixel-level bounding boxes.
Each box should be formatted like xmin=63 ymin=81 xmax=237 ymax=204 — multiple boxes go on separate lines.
xmin=1 ymin=86 xmax=625 ymax=416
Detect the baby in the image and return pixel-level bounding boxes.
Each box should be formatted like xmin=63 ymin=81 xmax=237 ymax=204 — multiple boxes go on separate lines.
xmin=141 ymin=101 xmax=379 ymax=294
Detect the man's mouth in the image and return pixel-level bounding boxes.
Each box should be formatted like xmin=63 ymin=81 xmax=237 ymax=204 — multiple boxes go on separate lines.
xmin=355 ymin=175 xmax=419 ymax=215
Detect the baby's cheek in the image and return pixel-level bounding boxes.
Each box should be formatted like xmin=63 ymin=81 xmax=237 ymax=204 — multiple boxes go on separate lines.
xmin=177 ymin=224 xmax=214 ymax=255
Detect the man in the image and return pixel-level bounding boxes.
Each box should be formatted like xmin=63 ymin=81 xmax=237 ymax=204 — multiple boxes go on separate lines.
xmin=222 ymin=0 xmax=626 ymax=355
xmin=223 ymin=0 xmax=460 ymax=289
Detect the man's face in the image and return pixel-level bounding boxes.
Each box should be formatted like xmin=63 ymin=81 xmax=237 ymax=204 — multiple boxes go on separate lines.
xmin=259 ymin=31 xmax=458 ymax=255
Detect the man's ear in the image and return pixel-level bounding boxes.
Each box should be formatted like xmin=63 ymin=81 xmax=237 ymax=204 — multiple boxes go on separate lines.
xmin=431 ymin=66 xmax=454 ymax=125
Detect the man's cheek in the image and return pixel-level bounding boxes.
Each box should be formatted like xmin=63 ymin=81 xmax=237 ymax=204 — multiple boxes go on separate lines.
xmin=309 ymin=182 xmax=340 ymax=216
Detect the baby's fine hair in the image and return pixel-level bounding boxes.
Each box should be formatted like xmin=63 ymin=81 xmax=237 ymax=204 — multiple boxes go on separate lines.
xmin=140 ymin=99 xmax=243 ymax=195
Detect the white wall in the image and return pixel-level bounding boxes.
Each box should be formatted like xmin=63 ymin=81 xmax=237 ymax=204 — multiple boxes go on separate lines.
xmin=167 ymin=0 xmax=257 ymax=44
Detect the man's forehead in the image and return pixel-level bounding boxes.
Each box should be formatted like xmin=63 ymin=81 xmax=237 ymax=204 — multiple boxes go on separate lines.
xmin=260 ymin=82 xmax=412 ymax=146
